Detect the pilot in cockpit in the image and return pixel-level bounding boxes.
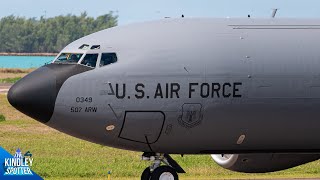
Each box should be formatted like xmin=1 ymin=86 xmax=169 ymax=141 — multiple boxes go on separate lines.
xmin=70 ymin=54 xmax=78 ymax=63
xmin=81 ymin=54 xmax=98 ymax=68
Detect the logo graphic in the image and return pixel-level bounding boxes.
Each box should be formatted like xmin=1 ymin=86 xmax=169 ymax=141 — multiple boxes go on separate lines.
xmin=178 ymin=103 xmax=203 ymax=128
xmin=3 ymin=148 xmax=33 ymax=176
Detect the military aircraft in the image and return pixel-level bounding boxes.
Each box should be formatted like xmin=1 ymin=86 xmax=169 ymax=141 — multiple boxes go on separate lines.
xmin=7 ymin=18 xmax=320 ymax=180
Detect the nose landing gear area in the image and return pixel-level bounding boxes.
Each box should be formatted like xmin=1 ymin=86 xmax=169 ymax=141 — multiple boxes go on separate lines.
xmin=141 ymin=153 xmax=185 ymax=180
xmin=142 ymin=166 xmax=178 ymax=180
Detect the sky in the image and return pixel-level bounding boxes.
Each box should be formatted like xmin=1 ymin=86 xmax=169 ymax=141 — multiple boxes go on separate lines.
xmin=1 ymin=0 xmax=320 ymax=25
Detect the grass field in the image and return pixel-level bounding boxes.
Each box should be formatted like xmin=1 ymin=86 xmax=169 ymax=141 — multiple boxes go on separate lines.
xmin=0 ymin=68 xmax=34 ymax=79
xmin=0 ymin=77 xmax=21 ymax=83
xmin=1 ymin=92 xmax=320 ymax=179
xmin=0 ymin=68 xmax=34 ymax=84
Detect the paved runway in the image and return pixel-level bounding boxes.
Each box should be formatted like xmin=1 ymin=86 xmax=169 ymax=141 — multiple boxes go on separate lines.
xmin=0 ymin=83 xmax=12 ymax=94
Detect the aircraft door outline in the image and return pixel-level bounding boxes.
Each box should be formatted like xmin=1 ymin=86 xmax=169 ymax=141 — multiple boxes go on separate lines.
xmin=118 ymin=111 xmax=166 ymax=144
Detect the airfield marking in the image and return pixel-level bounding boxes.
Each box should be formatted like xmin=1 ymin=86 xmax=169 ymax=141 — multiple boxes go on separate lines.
xmin=0 ymin=83 xmax=12 ymax=94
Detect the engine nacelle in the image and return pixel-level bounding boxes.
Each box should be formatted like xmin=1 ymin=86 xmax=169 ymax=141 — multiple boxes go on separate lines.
xmin=211 ymin=154 xmax=320 ymax=173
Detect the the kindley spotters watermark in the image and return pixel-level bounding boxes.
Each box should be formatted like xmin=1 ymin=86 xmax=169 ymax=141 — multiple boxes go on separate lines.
xmin=3 ymin=148 xmax=33 ymax=176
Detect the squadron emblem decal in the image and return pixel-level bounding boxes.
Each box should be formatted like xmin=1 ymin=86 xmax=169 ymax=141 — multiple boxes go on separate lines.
xmin=178 ymin=103 xmax=203 ymax=128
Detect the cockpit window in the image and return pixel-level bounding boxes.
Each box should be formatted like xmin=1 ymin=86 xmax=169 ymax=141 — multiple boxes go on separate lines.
xmin=80 ymin=54 xmax=98 ymax=68
xmin=91 ymin=45 xmax=100 ymax=50
xmin=100 ymin=53 xmax=117 ymax=67
xmin=79 ymin=44 xmax=90 ymax=50
xmin=55 ymin=53 xmax=83 ymax=63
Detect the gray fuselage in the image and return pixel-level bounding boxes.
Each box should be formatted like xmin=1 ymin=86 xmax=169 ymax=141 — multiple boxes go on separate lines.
xmin=10 ymin=18 xmax=320 ymax=154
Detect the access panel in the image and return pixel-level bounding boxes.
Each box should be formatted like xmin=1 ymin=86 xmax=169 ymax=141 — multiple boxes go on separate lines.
xmin=119 ymin=111 xmax=165 ymax=144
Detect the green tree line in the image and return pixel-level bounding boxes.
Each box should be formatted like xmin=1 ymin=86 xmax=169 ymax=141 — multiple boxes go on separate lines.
xmin=0 ymin=12 xmax=118 ymax=53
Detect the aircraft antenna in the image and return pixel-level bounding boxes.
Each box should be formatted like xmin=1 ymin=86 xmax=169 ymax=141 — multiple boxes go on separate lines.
xmin=271 ymin=8 xmax=278 ymax=18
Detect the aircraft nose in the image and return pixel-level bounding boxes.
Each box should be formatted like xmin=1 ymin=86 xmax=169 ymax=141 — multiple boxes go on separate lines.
xmin=7 ymin=66 xmax=57 ymax=123
xmin=8 ymin=63 xmax=93 ymax=123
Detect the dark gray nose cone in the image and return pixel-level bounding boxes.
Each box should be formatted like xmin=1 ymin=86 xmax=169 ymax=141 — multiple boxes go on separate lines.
xmin=7 ymin=63 xmax=93 ymax=123
xmin=7 ymin=67 xmax=57 ymax=123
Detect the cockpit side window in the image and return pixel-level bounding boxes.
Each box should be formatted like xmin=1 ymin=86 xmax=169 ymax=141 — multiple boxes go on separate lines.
xmin=55 ymin=53 xmax=83 ymax=64
xmin=100 ymin=53 xmax=117 ymax=67
xmin=81 ymin=54 xmax=98 ymax=68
